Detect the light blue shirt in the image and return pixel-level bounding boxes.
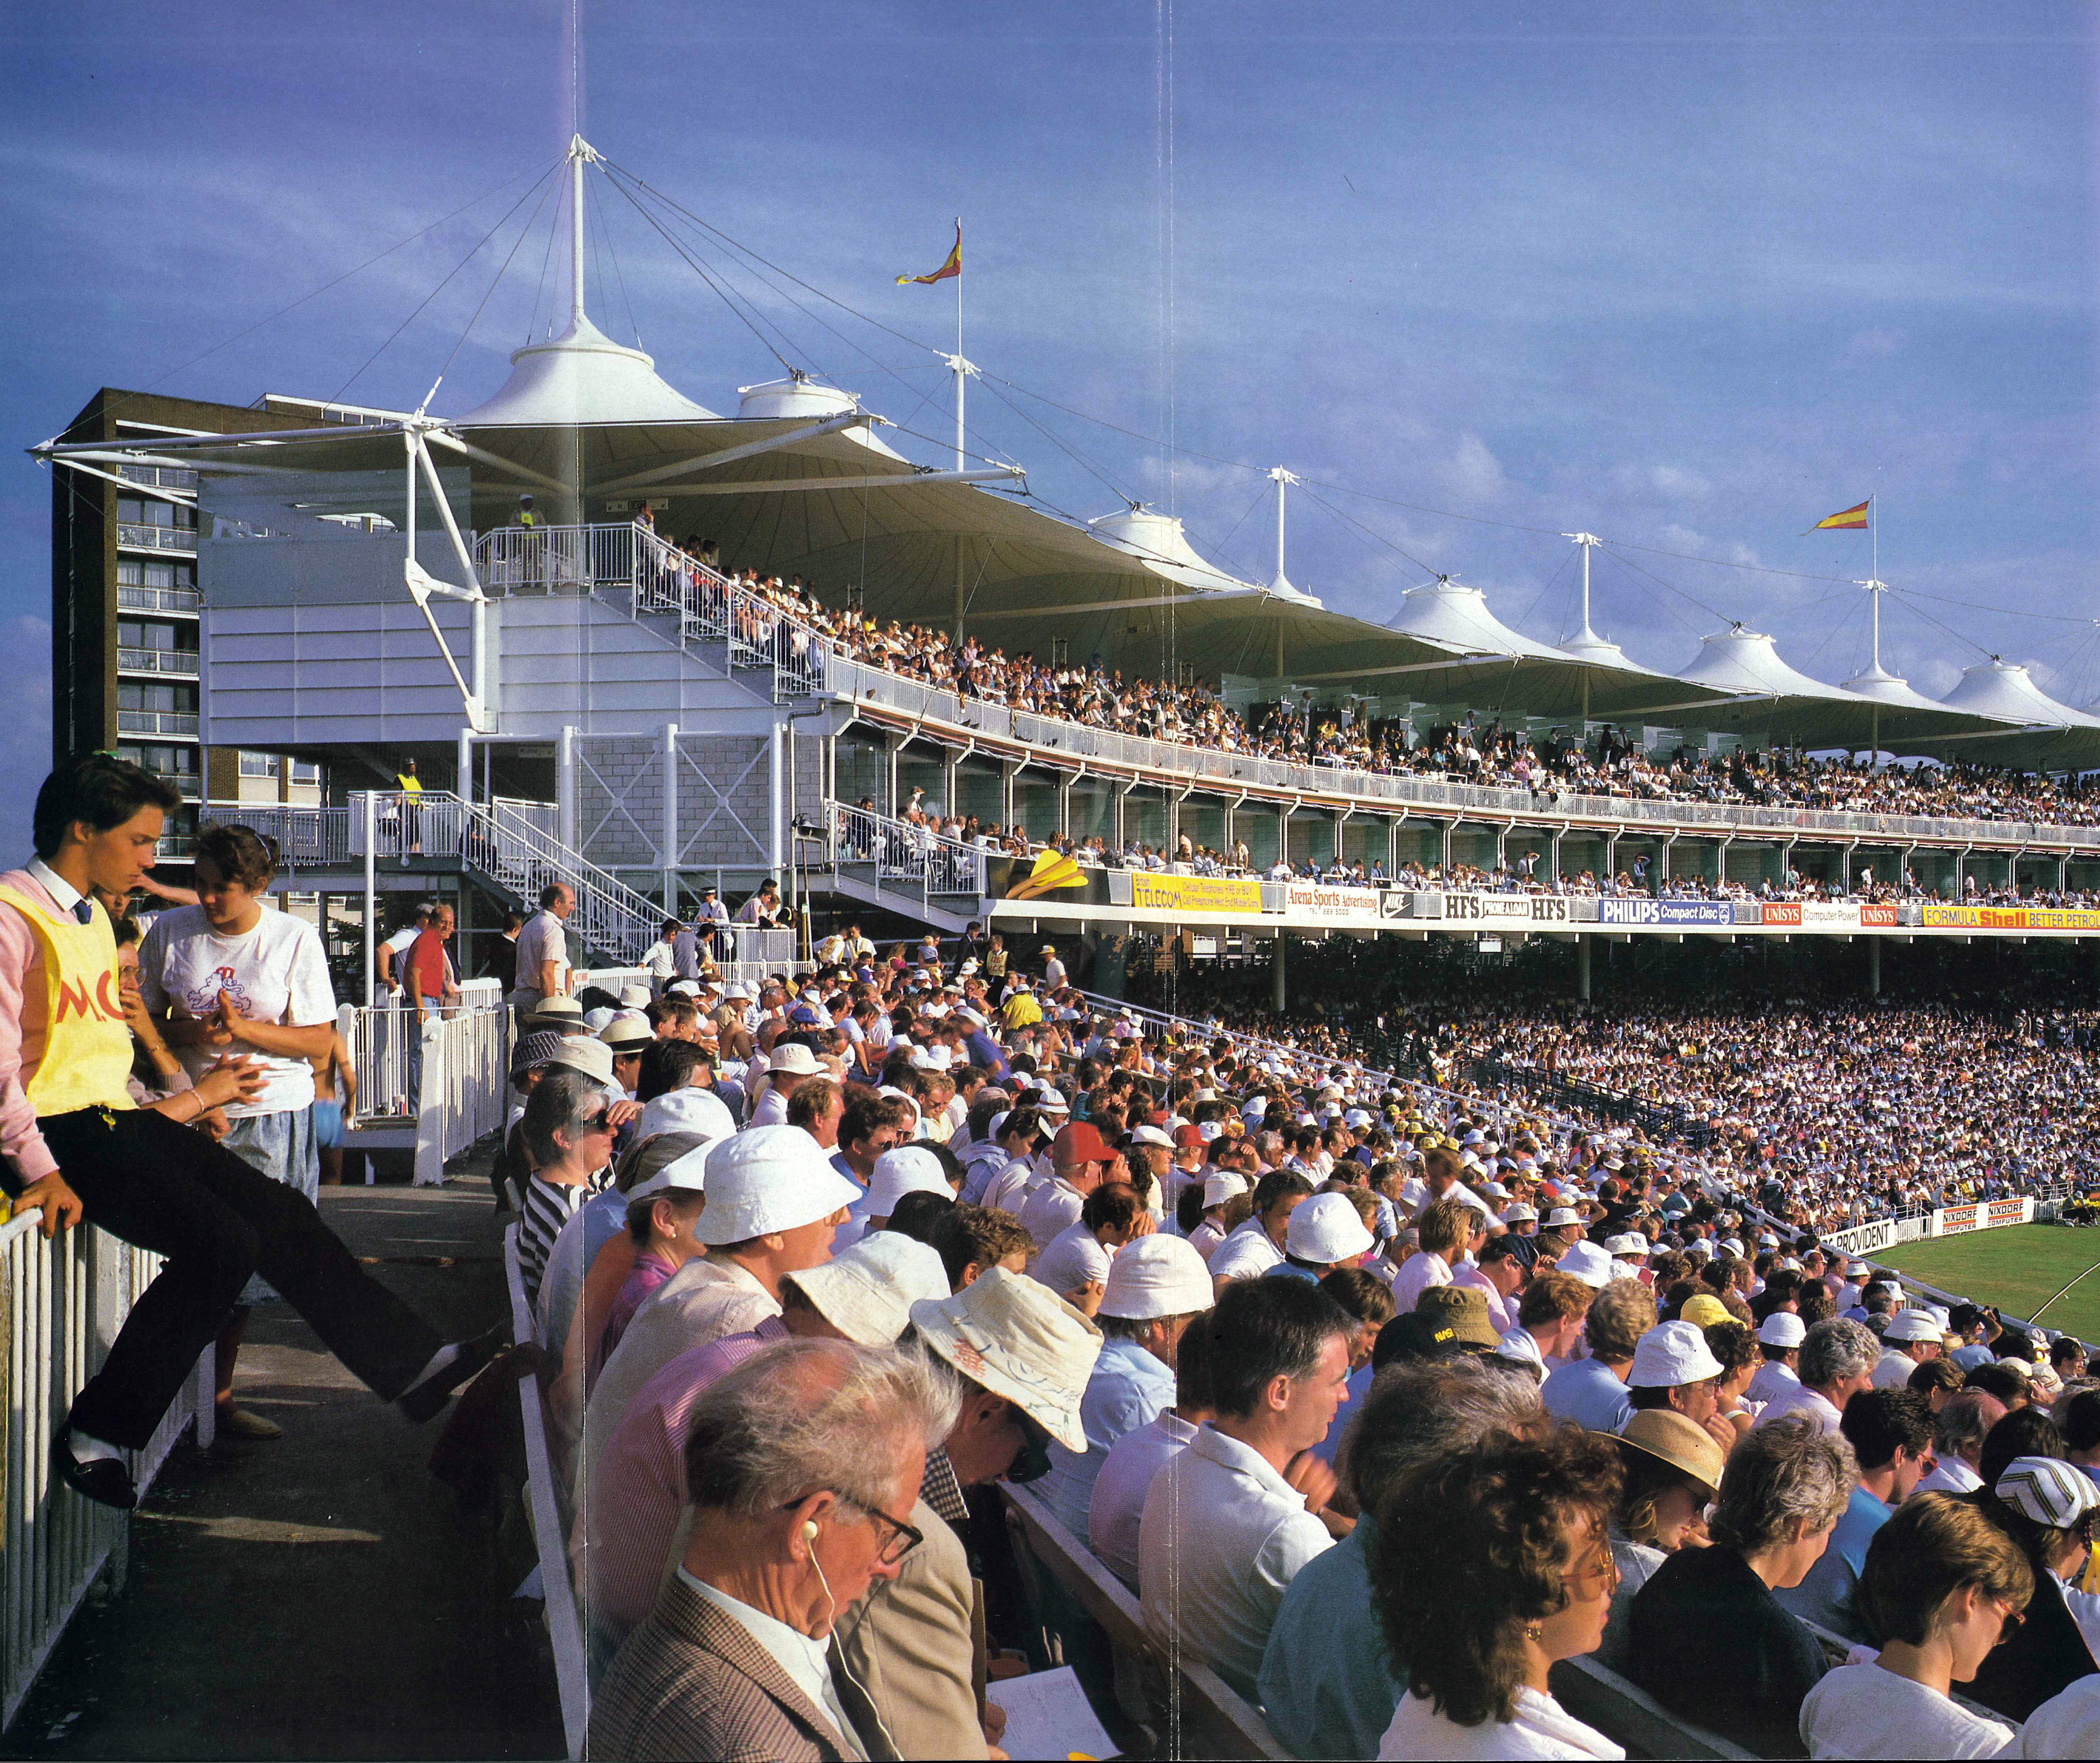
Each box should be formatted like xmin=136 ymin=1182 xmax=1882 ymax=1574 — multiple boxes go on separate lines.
xmin=1259 ymin=1510 xmax=1403 ymax=1761
xmin=1776 ymin=1483 xmax=1891 ymax=1642
xmin=1037 ymin=1337 xmax=1177 ymax=1538
xmin=1541 ymin=1356 xmax=1634 ymax=1435
xmin=1312 ymin=1360 xmax=1375 ymax=1468
xmin=536 ymin=1186 xmax=628 ymax=1352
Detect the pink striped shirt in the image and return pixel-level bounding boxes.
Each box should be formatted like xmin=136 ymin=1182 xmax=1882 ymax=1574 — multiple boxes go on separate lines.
xmin=576 ymin=1317 xmax=790 ymax=1640
xmin=0 ymin=868 xmax=84 ymax=1187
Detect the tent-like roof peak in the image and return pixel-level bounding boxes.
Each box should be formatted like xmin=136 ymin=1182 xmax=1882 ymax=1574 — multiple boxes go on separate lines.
xmin=453 ymin=312 xmax=720 ymax=427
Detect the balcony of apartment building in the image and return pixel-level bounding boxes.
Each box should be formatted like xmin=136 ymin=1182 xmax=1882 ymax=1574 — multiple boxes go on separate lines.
xmin=116 ymin=618 xmax=200 ymax=681
xmin=116 ymin=678 xmax=198 ymax=739
xmin=115 ymin=492 xmax=198 ymax=558
xmin=116 ymin=556 xmax=201 ymax=617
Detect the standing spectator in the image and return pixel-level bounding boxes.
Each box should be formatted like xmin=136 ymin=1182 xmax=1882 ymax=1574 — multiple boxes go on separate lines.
xmin=1264 ymin=1356 xmax=1544 ymax=1760
xmin=1543 ymin=1277 xmax=1650 ymax=1436
xmin=644 ymin=917 xmax=682 ymax=992
xmin=480 ymin=907 xmax=526 ymax=982
xmin=1777 ymin=1388 xmax=1933 ymax=1641
xmin=587 ymin=1340 xmax=957 ymax=1763
xmin=141 ymin=824 xmax=338 ymax=1442
xmin=402 ymin=901 xmax=458 ymax=1107
xmin=1138 ymin=1277 xmax=1353 ymax=1698
xmin=1373 ymin=1428 xmax=1629 ymax=1759
xmin=374 ymin=899 xmax=430 ymax=999
xmin=1798 ymin=1493 xmax=2028 ymax=1759
xmin=1627 ymin=1416 xmax=1850 ymax=1758
xmin=513 ymin=883 xmax=574 ymax=1019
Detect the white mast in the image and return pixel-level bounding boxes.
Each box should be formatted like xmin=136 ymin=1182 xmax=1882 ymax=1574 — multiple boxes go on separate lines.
xmin=941 ymin=218 xmax=972 ymax=473
xmin=1563 ymin=531 xmax=1603 ymax=730
xmin=1268 ymin=467 xmax=1299 ymax=595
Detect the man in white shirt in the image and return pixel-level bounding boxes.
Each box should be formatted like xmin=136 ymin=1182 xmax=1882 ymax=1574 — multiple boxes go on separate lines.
xmin=511 ymin=883 xmax=574 ymax=1017
xmin=1745 ymin=1311 xmax=1807 ymax=1409
xmin=1911 ymin=1389 xmax=2005 ymax=1497
xmin=1870 ymin=1308 xmax=1946 ymax=1389
xmin=1757 ymin=1317 xmax=1879 ymax=1437
xmin=1016 ymin=1122 xmax=1116 ymax=1253
xmin=643 ymin=917 xmax=683 ymax=992
xmin=1207 ymin=1170 xmax=1315 ymax=1291
xmin=1040 ymin=944 xmax=1067 ymax=990
xmin=1138 ymin=1275 xmax=1352 ymax=1699
xmin=1389 ymin=1194 xmax=1469 ymax=1311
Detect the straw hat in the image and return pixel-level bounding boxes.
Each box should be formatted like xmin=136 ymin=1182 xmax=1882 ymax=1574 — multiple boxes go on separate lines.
xmin=784 ymin=1234 xmax=951 ymax=1346
xmin=909 ymin=1266 xmax=1103 ymax=1453
xmin=547 ymin=1037 xmax=617 ymax=1089
xmin=1612 ymin=1409 xmax=1726 ymax=1502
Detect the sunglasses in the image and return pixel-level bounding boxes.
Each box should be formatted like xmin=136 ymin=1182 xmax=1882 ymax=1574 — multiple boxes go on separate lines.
xmin=577 ymin=1106 xmax=615 ymax=1134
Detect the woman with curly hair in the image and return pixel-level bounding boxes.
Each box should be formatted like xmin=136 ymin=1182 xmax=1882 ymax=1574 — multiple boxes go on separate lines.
xmin=1373 ymin=1427 xmax=1627 ymax=1758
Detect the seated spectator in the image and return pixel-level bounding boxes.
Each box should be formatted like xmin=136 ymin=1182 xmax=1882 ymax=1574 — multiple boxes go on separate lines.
xmin=1089 ymin=1309 xmax=1214 ymax=1588
xmin=926 ymin=1202 xmax=1031 ymax=1290
xmin=1036 ymin=1235 xmax=1209 ymax=1537
xmin=1373 ymin=1428 xmax=1629 ymax=1760
xmin=1138 ymin=1276 xmax=1353 ymax=1698
xmin=1207 ymin=1168 xmax=1315 ymax=1290
xmin=1543 ymin=1277 xmax=1650 ymax=1436
xmin=1759 ymin=1317 xmax=1880 ymax=1437
xmin=1388 ymin=1193 xmax=1468 ymax=1310
xmin=1627 ymin=1415 xmax=1851 ymax=1758
xmin=1746 ymin=1311 xmax=1807 ymax=1409
xmin=836 ymin=1265 xmax=1102 ymax=1761
xmin=1626 ymin=1320 xmax=1737 ymax=1454
xmin=833 ymin=1144 xmax=952 ymax=1253
xmin=1872 ymin=1308 xmax=1947 ymax=1390
xmin=585 ymin=1128 xmax=860 ymax=1486
xmin=1595 ymin=1410 xmax=1726 ymax=1674
xmin=1032 ymin=1182 xmax=1151 ymax=1316
xmin=2020 ymin=1675 xmax=2100 ymax=1755
xmin=1306 ymin=1266 xmax=1396 ymax=1468
xmin=1913 ymin=1389 xmax=2006 ymax=1497
xmin=587 ymin=1339 xmax=956 ymax=1761
xmin=1908 ymin=1355 xmax=1966 ymax=1413
xmin=577 ymin=1233 xmax=950 ymax=1649
xmin=1263 ymin=1357 xmax=1543 ymax=1761
xmin=595 ymin=1153 xmax=709 ymax=1371
xmin=1267 ymin=1190 xmax=1376 ymax=1282
xmin=1798 ymin=1493 xmax=2028 ymax=1760
xmin=1966 ymin=1455 xmax=2100 ymax=1722
xmin=1497 ymin=1268 xmax=1593 ymax=1383
xmin=1777 ymin=1388 xmax=1932 ymax=1642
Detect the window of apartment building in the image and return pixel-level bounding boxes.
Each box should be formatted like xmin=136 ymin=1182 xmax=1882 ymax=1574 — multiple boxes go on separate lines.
xmin=117 ymin=619 xmax=196 ymax=653
xmin=238 ymin=751 xmax=277 ymax=778
xmin=116 ymin=497 xmax=197 ymax=531
xmin=288 ymin=759 xmax=320 ymax=784
xmin=117 ymin=681 xmax=197 ymax=713
xmin=117 ymin=744 xmax=197 ymax=777
xmin=116 ymin=560 xmax=196 ymax=589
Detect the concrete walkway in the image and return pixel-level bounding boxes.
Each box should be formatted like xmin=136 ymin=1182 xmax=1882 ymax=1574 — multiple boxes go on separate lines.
xmin=3 ymin=1173 xmax=564 ymax=1761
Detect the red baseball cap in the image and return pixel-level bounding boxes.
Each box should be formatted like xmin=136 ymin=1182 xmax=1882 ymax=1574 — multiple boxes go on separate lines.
xmin=1053 ymin=1121 xmax=1115 ymax=1166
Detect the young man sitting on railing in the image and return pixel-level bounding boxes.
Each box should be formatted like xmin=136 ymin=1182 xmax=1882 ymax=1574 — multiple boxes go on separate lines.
xmin=3 ymin=755 xmax=505 ymax=1510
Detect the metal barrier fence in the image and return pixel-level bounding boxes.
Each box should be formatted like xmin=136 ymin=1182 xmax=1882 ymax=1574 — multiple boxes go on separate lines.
xmin=3 ymin=1216 xmax=212 ymax=1725
xmin=827 ymin=802 xmax=988 ymax=899
xmin=1470 ymin=1059 xmax=1718 ymax=1148
xmin=351 ymin=979 xmax=511 ymax=1186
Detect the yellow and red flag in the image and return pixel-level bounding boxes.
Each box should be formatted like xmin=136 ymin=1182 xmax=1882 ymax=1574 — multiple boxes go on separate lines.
xmin=1809 ymin=499 xmax=1871 ymax=532
xmin=896 ymin=225 xmax=961 ymax=285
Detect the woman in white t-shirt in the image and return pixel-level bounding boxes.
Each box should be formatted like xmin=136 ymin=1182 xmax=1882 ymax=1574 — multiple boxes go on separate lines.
xmin=1798 ymin=1492 xmax=2028 ymax=1759
xmin=140 ymin=825 xmax=338 ymax=1442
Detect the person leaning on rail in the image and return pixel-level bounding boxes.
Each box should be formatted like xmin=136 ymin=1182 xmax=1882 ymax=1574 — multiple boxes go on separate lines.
xmin=3 ymin=754 xmax=503 ymax=1510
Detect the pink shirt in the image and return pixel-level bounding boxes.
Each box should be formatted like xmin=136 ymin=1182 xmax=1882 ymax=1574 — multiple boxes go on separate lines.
xmin=575 ymin=1317 xmax=789 ymax=1639
xmin=1452 ymin=1263 xmax=1515 ymax=1333
xmin=595 ymin=1250 xmax=680 ymax=1375
xmin=0 ymin=868 xmax=82 ymax=1186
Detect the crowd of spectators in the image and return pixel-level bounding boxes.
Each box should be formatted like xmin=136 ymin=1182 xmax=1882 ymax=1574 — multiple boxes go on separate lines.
xmin=461 ymin=897 xmax=2100 ymax=1759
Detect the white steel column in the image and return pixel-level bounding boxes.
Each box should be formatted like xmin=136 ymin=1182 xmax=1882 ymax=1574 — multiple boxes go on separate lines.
xmin=663 ymin=723 xmax=679 ymax=910
xmin=558 ymin=726 xmax=578 ymax=851
xmin=362 ymin=791 xmax=377 ymax=1008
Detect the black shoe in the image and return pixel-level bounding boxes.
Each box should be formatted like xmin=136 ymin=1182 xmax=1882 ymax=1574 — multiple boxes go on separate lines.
xmin=51 ymin=1424 xmax=136 ymax=1511
xmin=398 ymin=1323 xmax=508 ymax=1424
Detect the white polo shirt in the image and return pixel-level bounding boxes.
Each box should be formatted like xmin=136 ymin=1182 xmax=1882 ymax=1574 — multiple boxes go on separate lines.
xmin=1206 ymin=1219 xmax=1284 ymax=1284
xmin=1755 ymin=1382 xmax=1844 ymax=1437
xmin=1138 ymin=1422 xmax=1333 ymax=1700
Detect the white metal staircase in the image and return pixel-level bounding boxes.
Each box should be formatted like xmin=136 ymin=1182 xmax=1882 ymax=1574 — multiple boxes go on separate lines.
xmin=819 ymin=800 xmax=988 ymax=932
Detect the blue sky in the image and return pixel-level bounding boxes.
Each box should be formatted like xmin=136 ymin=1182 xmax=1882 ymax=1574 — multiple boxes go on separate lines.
xmin=3 ymin=1 xmax=2095 ymax=825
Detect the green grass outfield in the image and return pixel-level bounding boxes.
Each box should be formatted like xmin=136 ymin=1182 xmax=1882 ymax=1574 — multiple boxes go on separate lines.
xmin=1875 ymin=1223 xmax=2100 ymax=1345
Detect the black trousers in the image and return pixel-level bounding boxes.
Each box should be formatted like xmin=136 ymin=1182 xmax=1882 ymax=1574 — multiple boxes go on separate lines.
xmin=42 ymin=1107 xmax=445 ymax=1451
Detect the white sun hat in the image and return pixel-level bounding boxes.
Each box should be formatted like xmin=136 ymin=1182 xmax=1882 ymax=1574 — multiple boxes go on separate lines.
xmin=547 ymin=1037 xmax=617 ymax=1089
xmin=1099 ymin=1235 xmax=1214 ymax=1321
xmin=635 ymin=1086 xmax=738 ymax=1147
xmin=1757 ymin=1312 xmax=1808 ymax=1349
xmin=864 ymin=1144 xmax=953 ymax=1216
xmin=1285 ymin=1192 xmax=1375 ymax=1265
xmin=1202 ymin=1171 xmax=1251 ymax=1209
xmin=1628 ymin=1321 xmax=1727 ymax=1389
xmin=909 ymin=1266 xmax=1104 ymax=1453
xmin=691 ymin=1125 xmax=862 ymax=1246
xmin=1557 ymin=1241 xmax=1618 ymax=1289
xmin=1883 ymin=1307 xmax=1945 ymax=1343
xmin=783 ymin=1233 xmax=951 ymax=1346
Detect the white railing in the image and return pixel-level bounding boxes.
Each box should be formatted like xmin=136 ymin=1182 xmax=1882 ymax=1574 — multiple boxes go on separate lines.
xmin=118 ymin=465 xmax=198 ymax=492
xmin=351 ymin=979 xmax=510 ymax=1185
xmin=3 ymin=1215 xmax=212 ymax=1725
xmin=115 ymin=523 xmax=197 ymax=554
xmin=200 ymin=801 xmax=353 ymax=868
xmin=116 ymin=710 xmax=198 ymax=736
xmin=826 ymin=801 xmax=986 ymax=899
xmin=117 ymin=647 xmax=200 ymax=677
xmin=116 ymin=585 xmax=200 ymax=615
xmin=473 ymin=522 xmax=831 ymax=701
xmin=503 ymin=1224 xmax=588 ymax=1760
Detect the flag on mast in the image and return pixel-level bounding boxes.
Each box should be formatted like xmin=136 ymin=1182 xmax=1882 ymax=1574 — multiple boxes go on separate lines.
xmin=896 ymin=225 xmax=962 ymax=285
xmin=1808 ymin=499 xmax=1871 ymax=532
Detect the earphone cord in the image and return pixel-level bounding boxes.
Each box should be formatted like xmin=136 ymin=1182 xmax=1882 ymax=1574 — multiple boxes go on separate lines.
xmin=806 ymin=1525 xmax=900 ymax=1756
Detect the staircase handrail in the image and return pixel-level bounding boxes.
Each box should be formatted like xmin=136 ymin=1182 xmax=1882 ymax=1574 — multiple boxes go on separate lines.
xmin=824 ymin=800 xmax=986 ymax=898
xmin=468 ymin=792 xmax=667 ymax=963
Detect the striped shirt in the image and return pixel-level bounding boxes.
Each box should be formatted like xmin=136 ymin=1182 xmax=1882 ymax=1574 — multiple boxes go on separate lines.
xmin=519 ymin=1169 xmax=610 ymax=1306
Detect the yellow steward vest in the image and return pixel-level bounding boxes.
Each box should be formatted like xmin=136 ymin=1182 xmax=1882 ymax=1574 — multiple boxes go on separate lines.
xmin=0 ymin=886 xmax=136 ymax=1117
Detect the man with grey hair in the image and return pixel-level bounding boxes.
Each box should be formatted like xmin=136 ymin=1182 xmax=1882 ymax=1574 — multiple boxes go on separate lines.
xmin=1756 ymin=1316 xmax=1880 ymax=1437
xmin=1258 ymin=1356 xmax=1544 ymax=1760
xmin=590 ymin=1338 xmax=959 ymax=1761
xmin=1912 ymin=1386 xmax=2009 ymax=1496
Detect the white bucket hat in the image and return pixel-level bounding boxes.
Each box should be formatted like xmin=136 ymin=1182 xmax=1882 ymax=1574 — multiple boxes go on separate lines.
xmin=635 ymin=1086 xmax=737 ymax=1146
xmin=1285 ymin=1192 xmax=1375 ymax=1265
xmin=1500 ymin=1202 xmax=1538 ymax=1224
xmin=864 ymin=1145 xmax=952 ymax=1217
xmin=1099 ymin=1235 xmax=1213 ymax=1321
xmin=692 ymin=1125 xmax=862 ymax=1246
xmin=1882 ymin=1308 xmax=1944 ymax=1344
xmin=1202 ymin=1171 xmax=1250 ymax=1209
xmin=1557 ymin=1241 xmax=1618 ymax=1289
xmin=1127 ymin=1125 xmax=1174 ymax=1150
xmin=618 ymin=985 xmax=652 ymax=1009
xmin=1629 ymin=1321 xmax=1727 ymax=1389
xmin=909 ymin=1266 xmax=1103 ymax=1453
xmin=1544 ymin=1205 xmax=1585 ymax=1229
xmin=766 ymin=1043 xmax=822 ymax=1078
xmin=784 ymin=1234 xmax=951 ymax=1346
xmin=1757 ymin=1312 xmax=1808 ymax=1349
xmin=582 ymin=1007 xmax=617 ymax=1035
xmin=624 ymin=1150 xmax=712 ymax=1207
xmin=599 ymin=1016 xmax=654 ymax=1052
